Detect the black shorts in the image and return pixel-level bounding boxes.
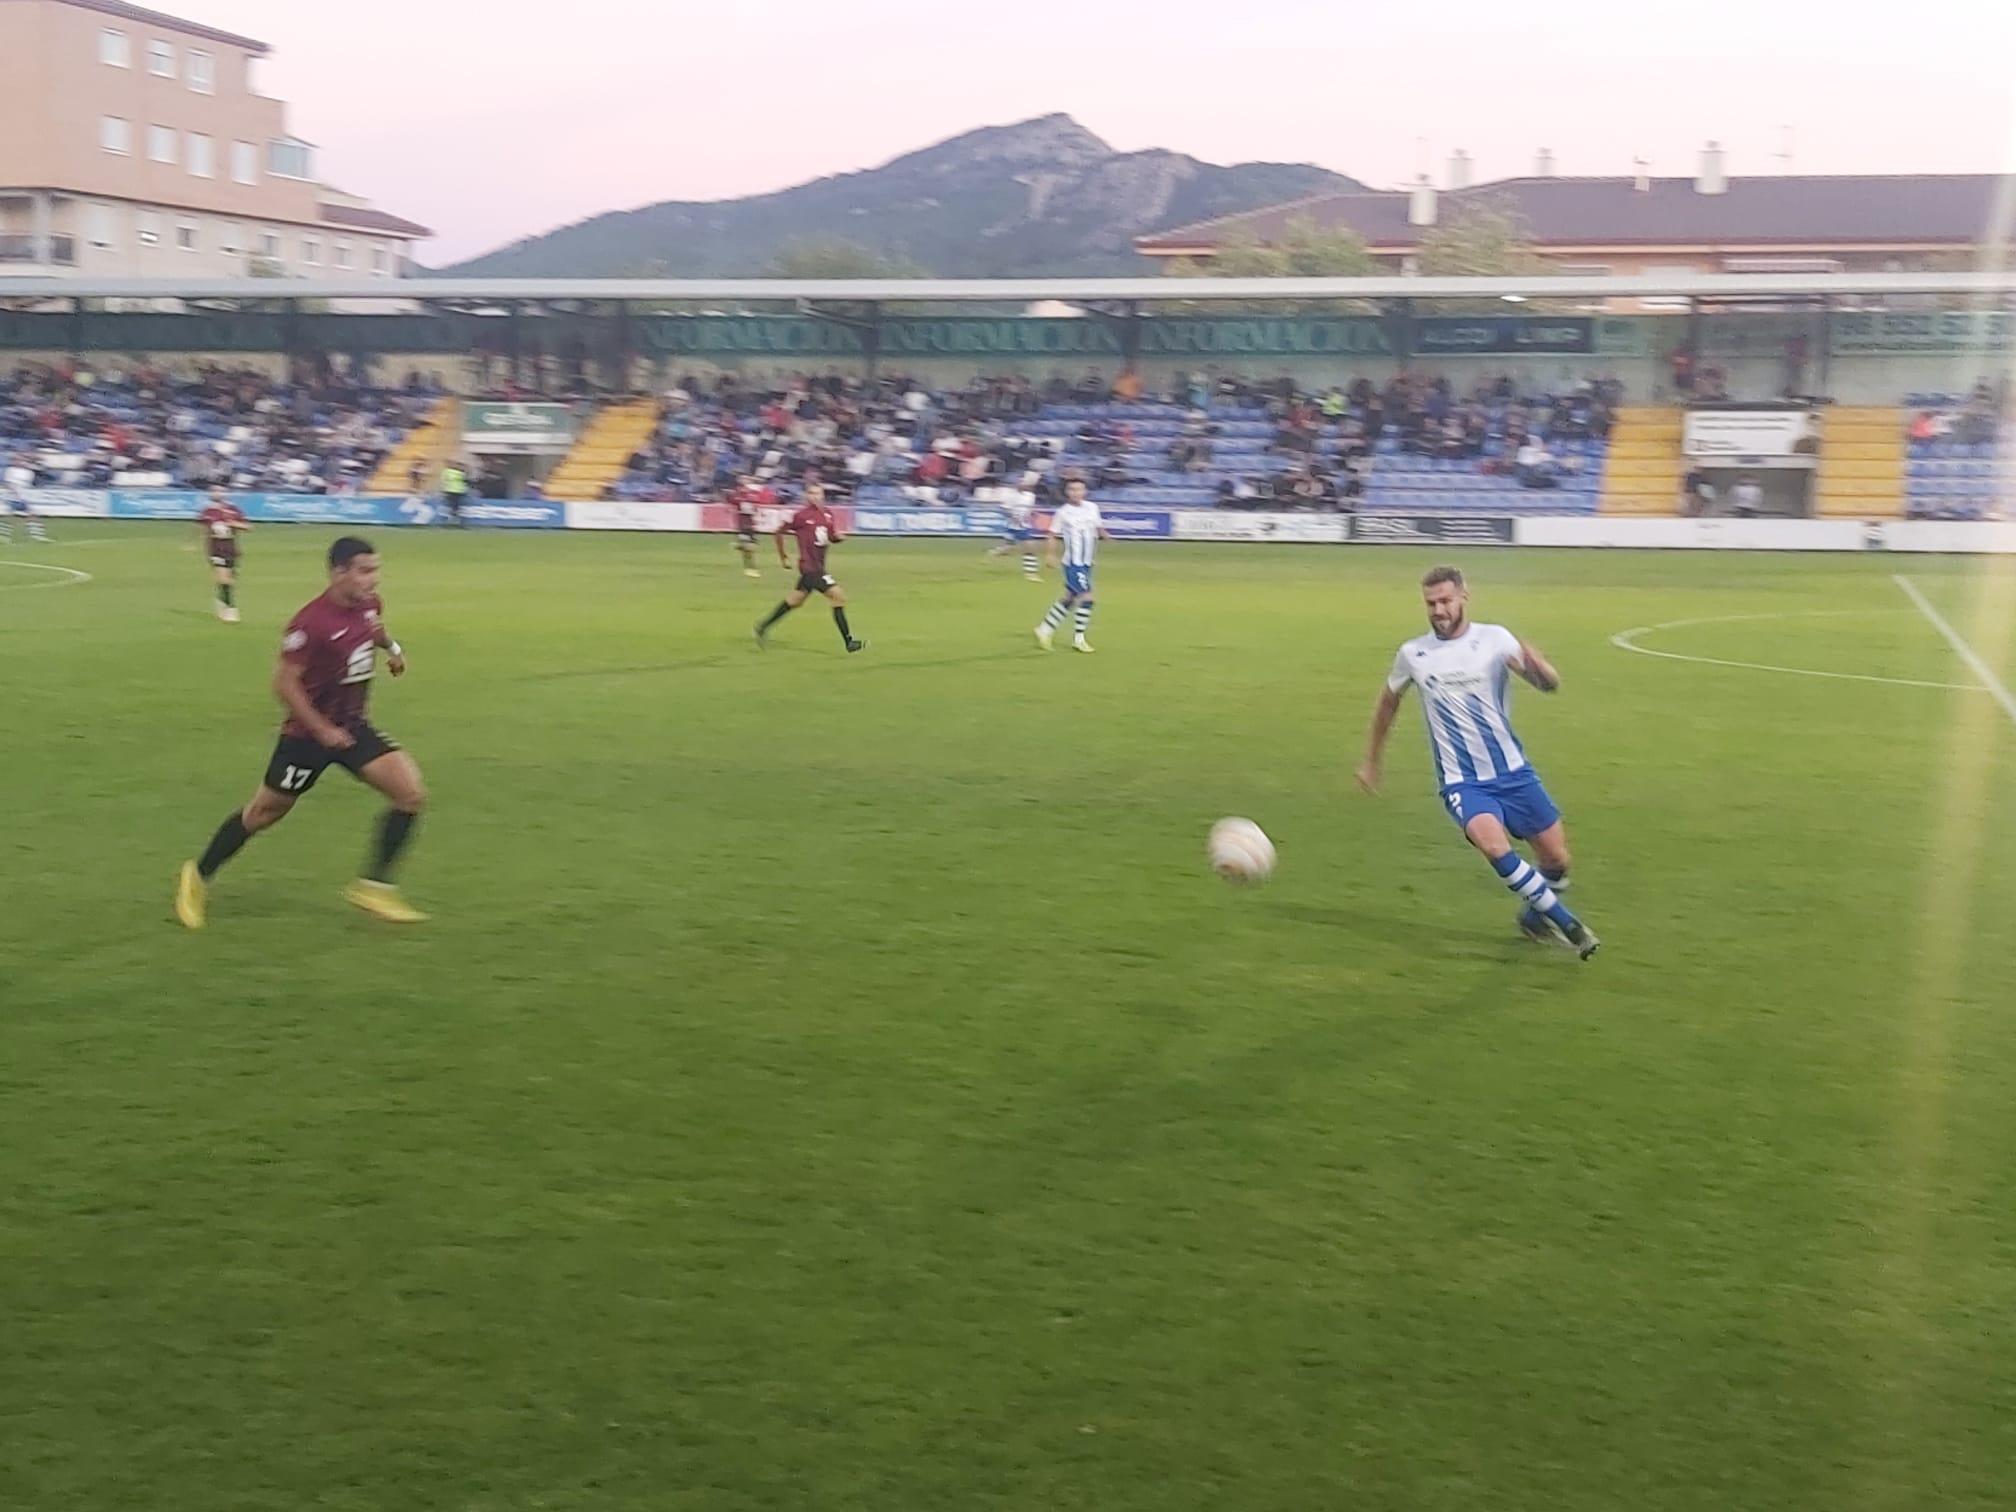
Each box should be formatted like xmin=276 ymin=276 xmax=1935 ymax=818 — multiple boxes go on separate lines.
xmin=796 ymin=572 xmax=837 ymax=595
xmin=264 ymin=720 xmax=401 ymax=798
xmin=736 ymin=528 xmax=758 ymax=546
xmin=207 ymin=550 xmax=238 ymax=569
xmin=444 ymin=492 xmax=466 ymax=514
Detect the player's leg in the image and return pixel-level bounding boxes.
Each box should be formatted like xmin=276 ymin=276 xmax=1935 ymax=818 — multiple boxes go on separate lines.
xmin=177 ymin=781 xmax=301 ymax=929
xmin=756 ymin=584 xmax=811 ymax=643
xmin=1036 ymin=568 xmax=1080 ymax=648
xmin=1022 ymin=534 xmax=1040 ymax=579
xmin=821 ymin=581 xmax=864 ymax=652
xmin=1525 ymin=819 xmax=1573 ymax=898
xmin=1451 ymin=792 xmax=1592 ymax=955
xmin=29 ymin=506 xmax=45 ymax=542
xmin=1070 ymin=589 xmax=1096 ymax=652
xmin=346 ymin=744 xmax=428 ymax=922
xmin=212 ymin=561 xmax=238 ymax=620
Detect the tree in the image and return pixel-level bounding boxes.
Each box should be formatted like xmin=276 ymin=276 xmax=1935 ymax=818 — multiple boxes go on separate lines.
xmin=1413 ymin=199 xmax=1556 ymax=310
xmin=1158 ymin=218 xmax=1381 ymax=312
xmin=765 ymin=237 xmax=928 ymax=280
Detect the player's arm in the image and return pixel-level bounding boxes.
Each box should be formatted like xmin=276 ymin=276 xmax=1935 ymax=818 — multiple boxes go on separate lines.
xmin=369 ymin=621 xmax=408 ymax=677
xmin=1355 ymin=683 xmax=1406 ymax=794
xmin=774 ymin=514 xmax=793 ymax=566
xmin=272 ymin=655 xmax=353 ymax=749
xmin=1510 ymin=635 xmax=1561 ymax=693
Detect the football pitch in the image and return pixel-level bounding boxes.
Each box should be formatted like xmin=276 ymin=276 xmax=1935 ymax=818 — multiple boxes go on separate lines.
xmin=5 ymin=524 xmax=2015 ymax=1511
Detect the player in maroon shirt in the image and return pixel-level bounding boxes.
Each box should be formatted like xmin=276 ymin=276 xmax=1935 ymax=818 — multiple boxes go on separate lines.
xmin=753 ymin=479 xmax=866 ymax=653
xmin=197 ymin=487 xmax=250 ymax=623
xmin=727 ymin=476 xmax=771 ymax=578
xmin=174 ymin=536 xmax=430 ymax=929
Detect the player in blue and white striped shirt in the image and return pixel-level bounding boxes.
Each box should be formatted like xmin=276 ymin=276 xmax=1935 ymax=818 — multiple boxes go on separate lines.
xmin=988 ymin=487 xmax=1041 ymax=579
xmin=1355 ymin=564 xmax=1599 ymax=959
xmin=1034 ymin=478 xmax=1108 ymax=653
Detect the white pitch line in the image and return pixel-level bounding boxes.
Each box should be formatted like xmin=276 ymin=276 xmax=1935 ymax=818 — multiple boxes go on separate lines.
xmin=1609 ymin=609 xmax=1986 ymax=692
xmin=1894 ymin=574 xmax=2016 ymax=729
xmin=0 ymin=559 xmax=92 ymax=591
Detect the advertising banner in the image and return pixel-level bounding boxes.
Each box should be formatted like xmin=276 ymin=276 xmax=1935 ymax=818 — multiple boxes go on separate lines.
xmin=1350 ymin=514 xmax=1516 ymax=545
xmin=18 ymin=487 xmax=111 ymax=518
xmin=1096 ymin=508 xmax=1175 ymax=538
xmin=847 ymin=506 xmax=1011 ymax=537
xmin=1172 ymin=511 xmax=1350 ymax=543
xmin=457 ymin=501 xmax=567 ymax=528
xmin=463 ymin=402 xmax=577 ymax=453
xmin=564 ymin=501 xmax=706 ymax=532
xmin=106 ymin=489 xmax=207 ymax=519
xmin=1683 ymin=409 xmax=1820 ymax=458
xmin=1514 ymin=517 xmax=1871 ymax=551
xmin=1830 ymin=311 xmax=2016 ymax=356
xmin=1413 ymin=317 xmax=1593 ymax=356
xmin=105 ymin=491 xmax=413 ymax=524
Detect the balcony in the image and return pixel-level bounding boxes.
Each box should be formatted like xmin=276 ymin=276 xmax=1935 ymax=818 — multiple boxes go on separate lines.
xmin=0 ymin=233 xmax=78 ymax=266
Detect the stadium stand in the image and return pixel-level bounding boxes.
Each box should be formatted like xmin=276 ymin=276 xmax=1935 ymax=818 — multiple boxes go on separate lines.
xmin=1814 ymin=406 xmax=1907 ymax=518
xmin=0 ymin=364 xmax=434 ymax=493
xmin=364 ymin=396 xmax=463 ymax=495
xmin=1599 ymin=408 xmax=1685 ymax=515
xmin=1900 ymin=390 xmax=2007 ymax=520
xmin=606 ymin=371 xmax=1624 ymax=515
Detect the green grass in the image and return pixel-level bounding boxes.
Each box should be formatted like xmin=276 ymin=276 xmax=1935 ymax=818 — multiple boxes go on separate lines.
xmin=4 ymin=524 xmax=2016 ymax=1511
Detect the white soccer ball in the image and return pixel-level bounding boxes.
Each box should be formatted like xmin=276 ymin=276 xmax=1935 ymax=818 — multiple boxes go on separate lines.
xmin=1208 ymin=817 xmax=1276 ymax=885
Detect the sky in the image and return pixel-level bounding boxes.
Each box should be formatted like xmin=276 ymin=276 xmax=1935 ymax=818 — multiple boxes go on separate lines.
xmin=186 ymin=0 xmax=2016 ymax=264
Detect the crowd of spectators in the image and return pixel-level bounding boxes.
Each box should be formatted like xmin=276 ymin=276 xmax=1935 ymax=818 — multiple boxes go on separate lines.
xmin=0 ymin=363 xmax=437 ymax=493
xmin=1908 ymin=379 xmax=2003 ymax=449
xmin=609 ymin=367 xmax=1625 ymax=507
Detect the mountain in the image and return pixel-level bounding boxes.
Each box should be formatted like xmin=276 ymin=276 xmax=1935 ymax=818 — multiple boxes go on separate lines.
xmin=439 ymin=114 xmax=1361 ymax=278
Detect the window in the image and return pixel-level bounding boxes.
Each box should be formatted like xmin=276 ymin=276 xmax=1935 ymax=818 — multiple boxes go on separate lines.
xmin=176 ymin=221 xmax=198 ymax=252
xmin=333 ymin=242 xmax=352 ymax=269
xmin=231 ymin=141 xmax=257 ymax=185
xmin=137 ymin=213 xmax=161 ymax=247
xmin=187 ymin=133 xmax=214 ymax=178
xmin=148 ymin=39 xmax=175 ymax=77
xmin=373 ymin=246 xmax=390 ymax=275
xmin=86 ymin=203 xmax=116 ymax=249
xmin=302 ymin=236 xmax=321 ymax=265
xmin=220 ymin=222 xmax=242 ymax=254
xmin=267 ymin=138 xmax=313 ymax=180
xmin=187 ymin=49 xmax=214 ymax=93
xmin=100 ymin=28 xmax=130 ymax=66
xmin=100 ymin=116 xmax=131 ymax=155
xmin=148 ymin=125 xmax=177 ymax=164
xmin=259 ymin=230 xmax=281 ymax=258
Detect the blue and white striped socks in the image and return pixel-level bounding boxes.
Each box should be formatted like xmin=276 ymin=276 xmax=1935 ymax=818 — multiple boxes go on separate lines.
xmin=1492 ymin=852 xmax=1580 ymax=934
xmin=1041 ymin=601 xmax=1070 ymax=630
xmin=1072 ymin=602 xmax=1094 ymax=642
xmin=1022 ymin=551 xmax=1039 ymax=575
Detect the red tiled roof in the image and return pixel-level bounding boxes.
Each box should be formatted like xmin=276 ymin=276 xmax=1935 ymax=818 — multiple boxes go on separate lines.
xmin=1138 ymin=174 xmax=2009 ymax=253
xmin=319 ymin=203 xmax=432 ymax=239
xmin=38 ymin=0 xmax=268 ymax=54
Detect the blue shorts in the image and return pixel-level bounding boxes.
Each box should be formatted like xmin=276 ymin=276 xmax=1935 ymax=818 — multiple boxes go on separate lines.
xmin=1063 ymin=564 xmax=1093 ymax=596
xmin=1006 ymin=525 xmax=1038 ymax=542
xmin=1441 ymin=767 xmax=1561 ymax=840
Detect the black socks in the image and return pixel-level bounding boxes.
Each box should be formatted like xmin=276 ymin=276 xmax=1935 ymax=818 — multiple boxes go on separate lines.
xmin=197 ymin=811 xmax=251 ymax=879
xmin=368 ymin=810 xmax=419 ymax=883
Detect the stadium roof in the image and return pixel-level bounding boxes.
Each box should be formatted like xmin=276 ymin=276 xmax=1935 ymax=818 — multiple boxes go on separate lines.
xmin=317 ymin=203 xmax=434 ymax=239
xmin=33 ymin=0 xmax=268 ymax=54
xmin=1137 ymin=173 xmax=2015 ymax=255
xmin=5 ymin=271 xmax=2016 ymax=303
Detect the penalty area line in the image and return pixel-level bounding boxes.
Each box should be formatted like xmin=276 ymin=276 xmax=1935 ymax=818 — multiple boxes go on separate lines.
xmin=1893 ymin=574 xmax=2016 ymax=730
xmin=0 ymin=559 xmax=93 ymax=591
